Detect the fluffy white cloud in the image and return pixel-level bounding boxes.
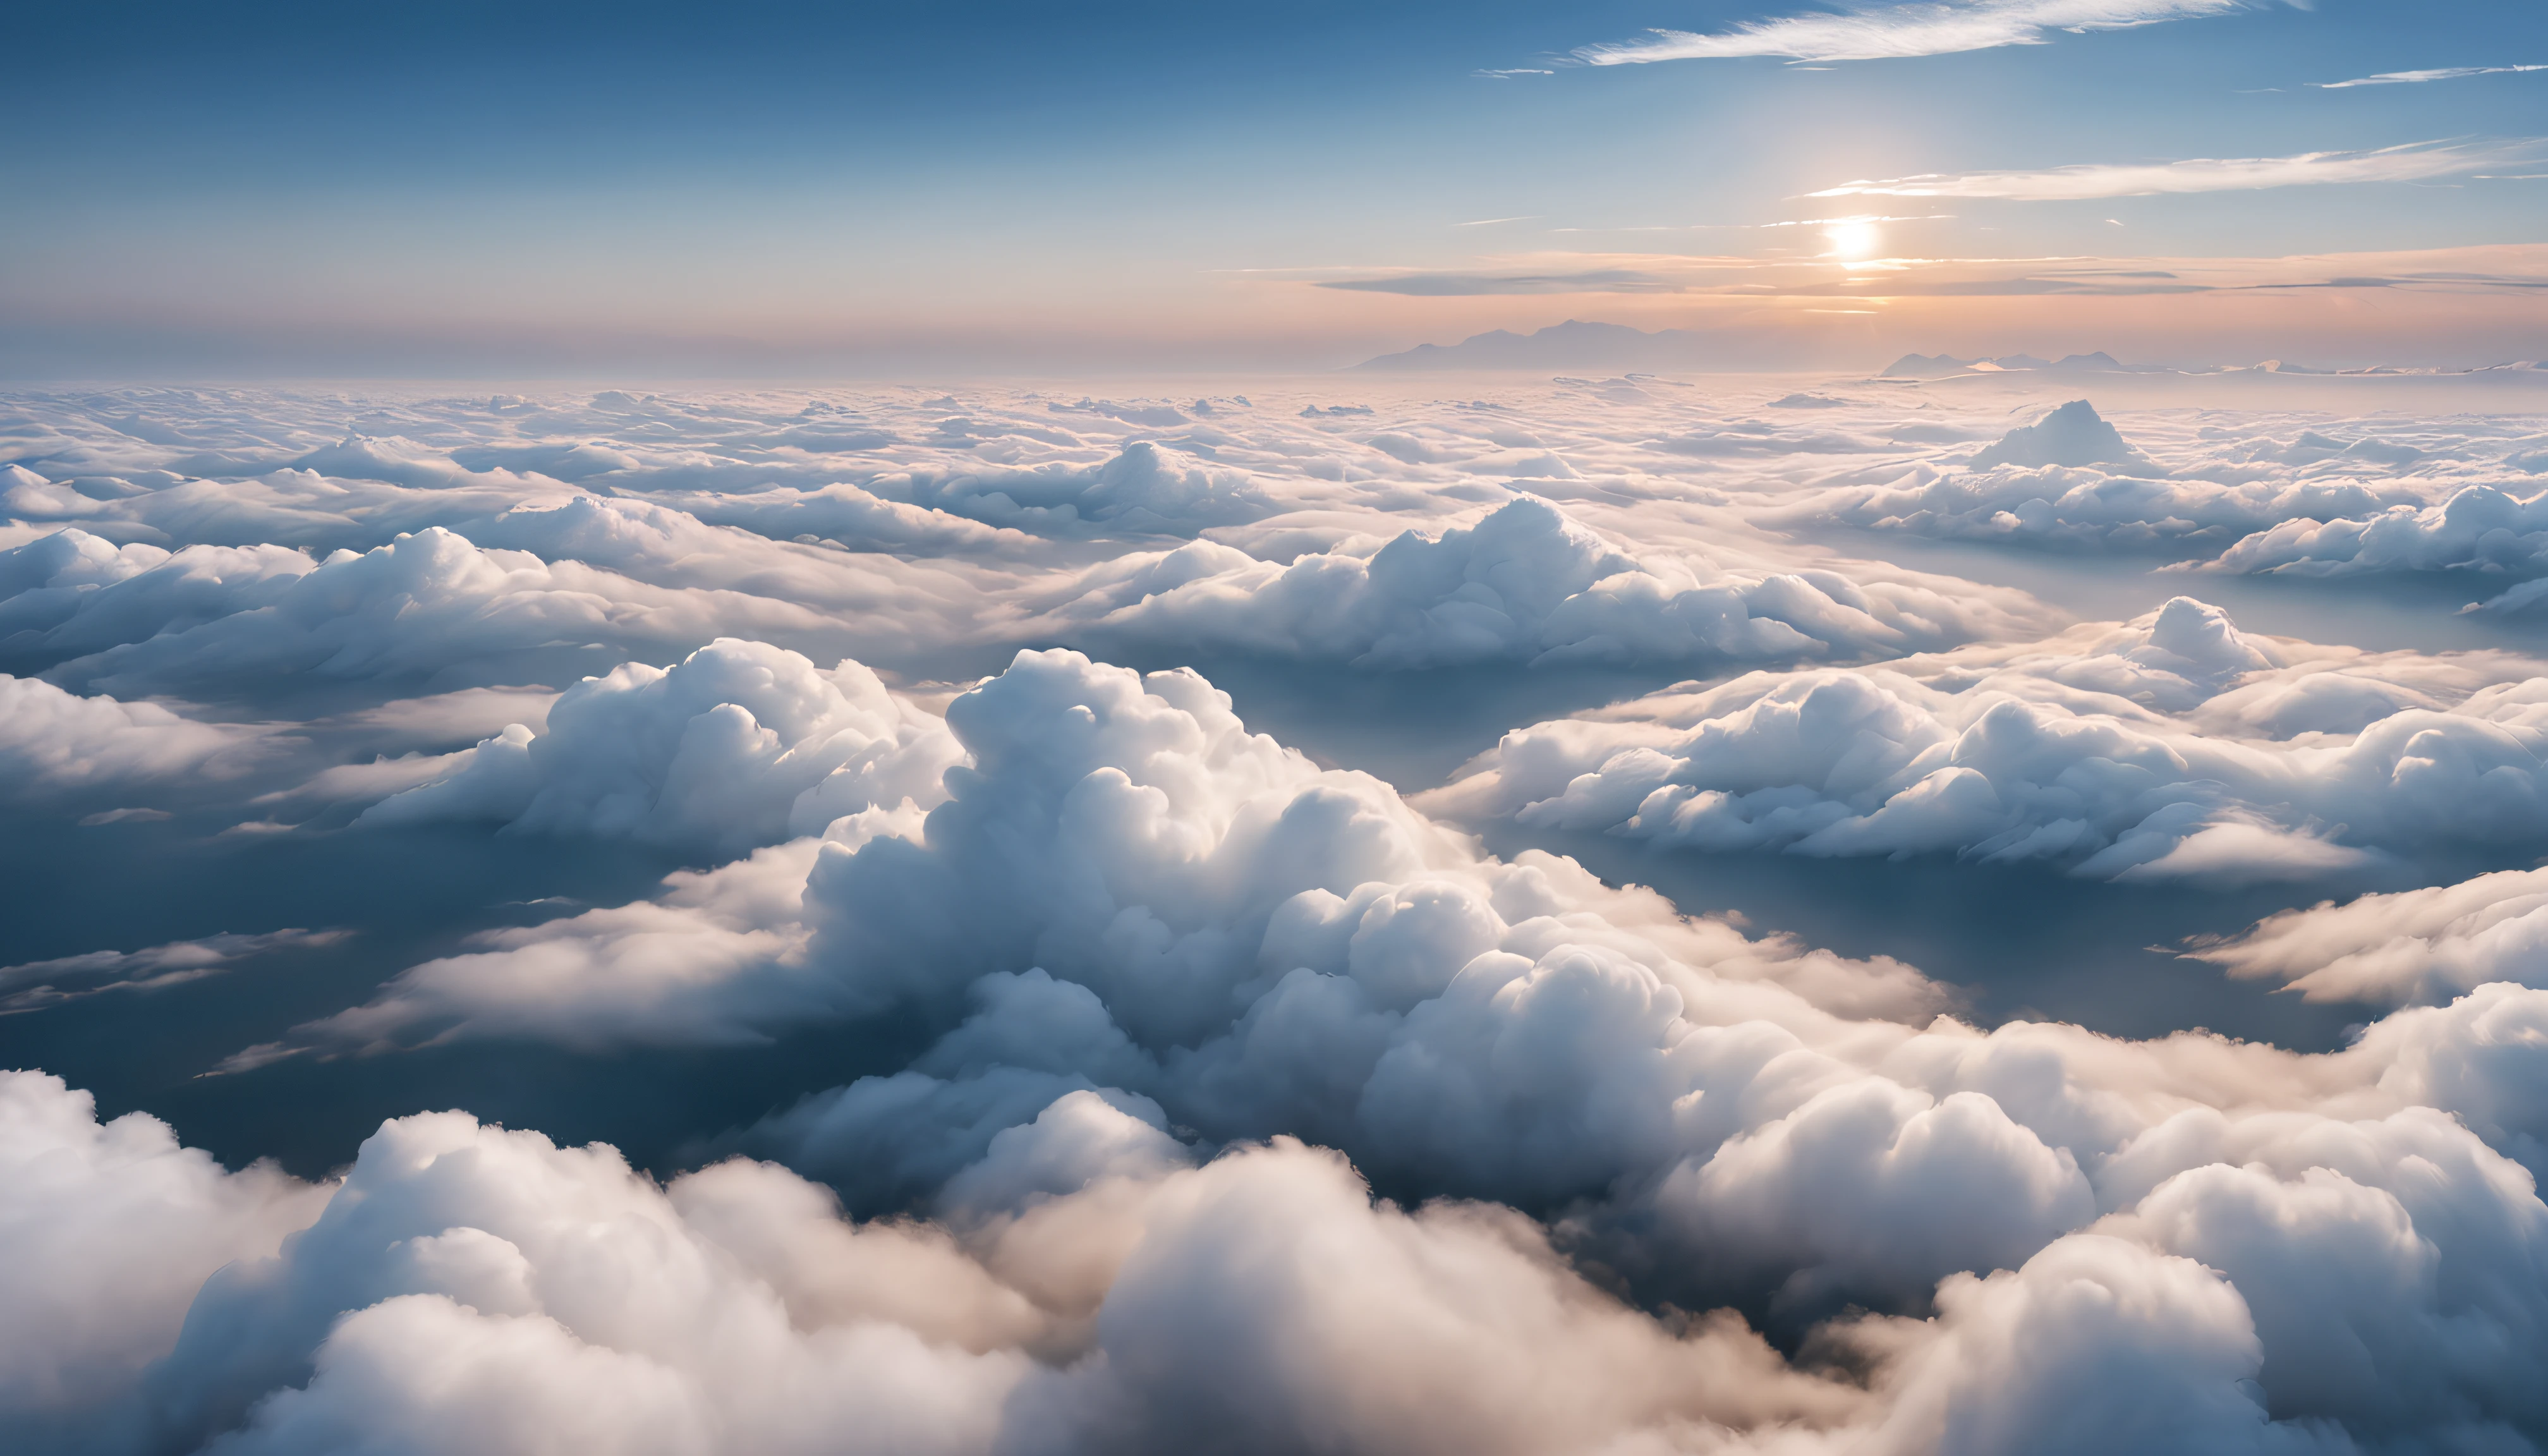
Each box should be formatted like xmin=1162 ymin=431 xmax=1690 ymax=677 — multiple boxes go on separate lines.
xmin=882 ymin=440 xmax=1275 ymax=535
xmin=1424 ymin=598 xmax=2548 ymax=880
xmin=2190 ymin=865 xmax=2548 ymax=1005
xmin=18 ymin=1033 xmax=2548 ymax=1455
xmin=0 ymin=1073 xmax=324 ymax=1441
xmin=36 ymin=528 xmax=840 ymax=697
xmin=1836 ymin=1234 xmax=2310 ymax=1455
xmin=362 ymin=638 xmax=961 ymax=857
xmin=2206 ymin=485 xmax=2548 ymax=616
xmin=3 ymin=1074 xmax=1867 ymax=1456
xmin=1047 ymin=496 xmax=2042 ymax=669
xmin=0 ymin=673 xmax=271 ymax=798
xmin=142 ymin=1108 xmax=1034 ymax=1456
xmin=236 ymin=643 xmax=2548 ymax=1431
xmin=1771 ymin=403 xmax=2489 ymax=555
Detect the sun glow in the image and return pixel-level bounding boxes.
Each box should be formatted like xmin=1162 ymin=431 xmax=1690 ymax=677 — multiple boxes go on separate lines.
xmin=1824 ymin=219 xmax=1881 ymax=260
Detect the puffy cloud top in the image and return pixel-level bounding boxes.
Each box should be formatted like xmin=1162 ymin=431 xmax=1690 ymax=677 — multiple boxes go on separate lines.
xmin=2192 ymin=865 xmax=2548 ymax=1006
xmin=37 ymin=527 xmax=837 ymax=697
xmin=0 ymin=674 xmax=269 ymax=798
xmin=2205 ymin=484 xmax=2548 ymax=616
xmin=1425 ymin=598 xmax=2548 ymax=880
xmin=363 ymin=638 xmax=962 ymax=857
xmin=1053 ymin=496 xmax=2039 ymax=669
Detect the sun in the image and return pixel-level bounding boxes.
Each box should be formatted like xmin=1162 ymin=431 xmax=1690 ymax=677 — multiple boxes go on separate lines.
xmin=1824 ymin=219 xmax=1881 ymax=261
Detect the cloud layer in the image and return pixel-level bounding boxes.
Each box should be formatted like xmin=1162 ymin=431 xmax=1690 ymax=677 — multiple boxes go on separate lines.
xmin=10 ymin=380 xmax=2548 ymax=1455
xmin=1426 ymin=598 xmax=2548 ymax=880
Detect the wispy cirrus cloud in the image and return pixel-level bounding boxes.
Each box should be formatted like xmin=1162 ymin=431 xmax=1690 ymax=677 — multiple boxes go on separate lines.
xmin=0 ymin=928 xmax=351 ymax=1013
xmin=2314 ymin=64 xmax=2547 ymax=88
xmin=1576 ymin=0 xmax=2247 ymax=66
xmin=1806 ymin=138 xmax=2548 ymax=200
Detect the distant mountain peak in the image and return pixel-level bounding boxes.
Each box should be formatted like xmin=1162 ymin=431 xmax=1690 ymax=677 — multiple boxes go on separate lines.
xmin=1352 ymin=320 xmax=1714 ymax=372
xmin=1969 ymin=399 xmax=2155 ymax=471
xmin=1882 ymin=351 xmax=2151 ymax=379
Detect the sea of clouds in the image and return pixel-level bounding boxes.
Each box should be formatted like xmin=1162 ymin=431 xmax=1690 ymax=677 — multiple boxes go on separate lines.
xmin=4 ymin=375 xmax=2548 ymax=1454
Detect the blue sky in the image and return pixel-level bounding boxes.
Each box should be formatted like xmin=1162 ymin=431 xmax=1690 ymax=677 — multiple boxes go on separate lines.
xmin=6 ymin=0 xmax=2544 ymax=374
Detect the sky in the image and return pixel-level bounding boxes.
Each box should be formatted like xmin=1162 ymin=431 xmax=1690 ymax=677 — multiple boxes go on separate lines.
xmin=6 ymin=0 xmax=2545 ymax=375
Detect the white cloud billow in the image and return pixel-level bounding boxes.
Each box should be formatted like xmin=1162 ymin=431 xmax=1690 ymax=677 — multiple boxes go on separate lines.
xmin=1424 ymin=598 xmax=2548 ymax=880
xmin=16 ymin=992 xmax=2548 ymax=1452
xmin=1774 ymin=403 xmax=2532 ymax=558
xmin=30 ymin=528 xmax=840 ymax=698
xmin=0 ymin=674 xmax=268 ymax=798
xmin=2204 ymin=485 xmax=2548 ymax=616
xmin=1575 ymin=0 xmax=2243 ymax=66
xmin=196 ymin=646 xmax=2548 ymax=1433
xmin=0 ymin=1072 xmax=325 ymax=1445
xmin=361 ymin=637 xmax=961 ymax=858
xmin=2190 ymin=864 xmax=2548 ymax=1006
xmin=1050 ymin=496 xmax=2041 ymax=669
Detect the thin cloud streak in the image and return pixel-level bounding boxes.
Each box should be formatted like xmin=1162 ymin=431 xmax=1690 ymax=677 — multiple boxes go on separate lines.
xmin=1807 ymin=139 xmax=2548 ymax=200
xmin=1575 ymin=0 xmax=2243 ymax=66
xmin=2314 ymin=64 xmax=2547 ymax=88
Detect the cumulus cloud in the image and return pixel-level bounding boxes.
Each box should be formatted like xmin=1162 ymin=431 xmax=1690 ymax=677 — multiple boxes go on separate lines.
xmin=264 ymin=649 xmax=1947 ymax=1169
xmin=2206 ymin=485 xmax=2548 ymax=601
xmin=2190 ymin=865 xmax=2548 ymax=1005
xmin=20 ymin=381 xmax=2548 ymax=1456
xmin=880 ymin=441 xmax=1275 ymax=537
xmin=0 ymin=1082 xmax=1891 ymax=1456
xmin=30 ymin=528 xmax=847 ymax=698
xmin=1046 ymin=496 xmax=2044 ymax=669
xmin=1424 ymin=598 xmax=2548 ymax=880
xmin=1575 ymin=0 xmax=2244 ymax=66
xmin=1771 ymin=403 xmax=2520 ymax=558
xmin=1808 ymin=139 xmax=2545 ymax=200
xmin=20 ymin=995 xmax=2548 ymax=1453
xmin=0 ymin=674 xmax=273 ymax=798
xmin=362 ymin=638 xmax=961 ymax=858
xmin=0 ymin=1072 xmax=325 ymax=1443
xmin=1788 ymin=457 xmax=2427 ymax=554
xmin=3 ymin=387 xmax=2075 ymax=700
xmin=216 ymin=642 xmax=2548 ymax=1423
